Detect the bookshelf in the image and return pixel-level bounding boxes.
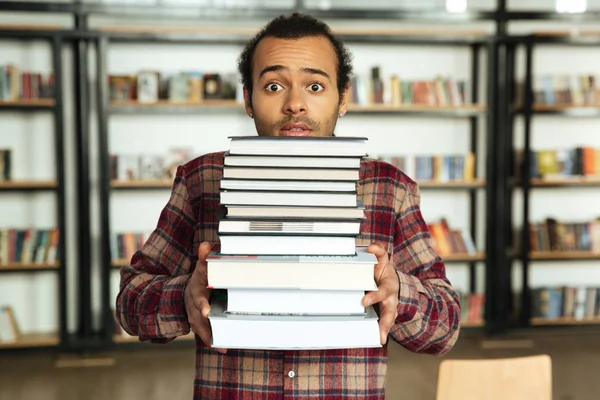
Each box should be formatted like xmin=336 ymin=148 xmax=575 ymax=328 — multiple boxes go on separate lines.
xmin=13 ymin=0 xmax=600 ymax=352
xmin=0 ymin=27 xmax=67 ymax=351
xmin=92 ymin=25 xmax=493 ymax=339
xmin=508 ymin=32 xmax=600 ymax=329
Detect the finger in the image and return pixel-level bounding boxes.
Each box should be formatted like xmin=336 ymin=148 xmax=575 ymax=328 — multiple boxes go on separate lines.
xmin=363 ymin=282 xmax=395 ymax=307
xmin=198 ymin=241 xmax=212 ymax=263
xmin=378 ymin=301 xmax=398 ymax=345
xmin=367 ymin=243 xmax=388 ymax=265
xmin=195 ymin=313 xmax=213 ymax=348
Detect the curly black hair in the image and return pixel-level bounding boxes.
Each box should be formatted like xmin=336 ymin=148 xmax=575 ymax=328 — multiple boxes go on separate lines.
xmin=237 ymin=12 xmax=354 ymax=103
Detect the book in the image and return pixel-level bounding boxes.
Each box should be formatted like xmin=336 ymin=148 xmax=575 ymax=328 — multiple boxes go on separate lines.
xmin=219 ymin=190 xmax=359 ymax=207
xmin=206 ymin=247 xmax=378 ymax=290
xmin=220 ymin=179 xmax=357 ymax=192
xmin=219 ymin=235 xmax=357 ymax=256
xmin=223 ymin=166 xmax=359 ymax=181
xmin=225 ymin=204 xmax=366 ymax=219
xmin=226 ymin=288 xmax=367 ymax=315
xmin=227 ymin=136 xmax=368 ymax=157
xmin=224 ymin=154 xmax=362 ymax=169
xmin=209 ymin=299 xmax=381 ymax=350
xmin=218 ymin=218 xmax=361 ymax=235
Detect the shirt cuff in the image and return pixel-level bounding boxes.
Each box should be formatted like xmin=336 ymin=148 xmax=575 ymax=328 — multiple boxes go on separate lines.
xmin=140 ymin=274 xmax=192 ymax=340
xmin=396 ymin=270 xmax=426 ymax=323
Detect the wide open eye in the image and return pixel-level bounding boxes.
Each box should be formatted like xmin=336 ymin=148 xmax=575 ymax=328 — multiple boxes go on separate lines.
xmin=266 ymin=83 xmax=283 ymax=92
xmin=308 ymin=83 xmax=324 ymax=92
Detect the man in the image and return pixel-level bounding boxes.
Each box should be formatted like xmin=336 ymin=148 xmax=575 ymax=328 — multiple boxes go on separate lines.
xmin=116 ymin=12 xmax=461 ymax=400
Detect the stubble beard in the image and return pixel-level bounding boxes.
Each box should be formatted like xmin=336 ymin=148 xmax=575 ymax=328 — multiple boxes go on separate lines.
xmin=254 ymin=108 xmax=340 ymax=137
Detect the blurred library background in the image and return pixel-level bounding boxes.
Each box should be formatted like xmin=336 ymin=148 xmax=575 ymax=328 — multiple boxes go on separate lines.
xmin=1 ymin=0 xmax=600 ymax=399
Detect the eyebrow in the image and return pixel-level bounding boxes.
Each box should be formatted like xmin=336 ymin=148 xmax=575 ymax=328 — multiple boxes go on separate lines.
xmin=258 ymin=65 xmax=331 ymax=81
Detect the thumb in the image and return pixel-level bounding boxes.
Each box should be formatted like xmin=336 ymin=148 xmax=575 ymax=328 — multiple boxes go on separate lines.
xmin=198 ymin=241 xmax=212 ymax=263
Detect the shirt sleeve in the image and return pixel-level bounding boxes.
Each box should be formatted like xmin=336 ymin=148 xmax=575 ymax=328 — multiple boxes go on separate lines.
xmin=115 ymin=164 xmax=196 ymax=343
xmin=388 ymin=180 xmax=462 ymax=355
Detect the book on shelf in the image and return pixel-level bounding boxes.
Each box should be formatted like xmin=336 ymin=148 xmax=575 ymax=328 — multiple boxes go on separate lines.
xmin=208 ymin=135 xmax=380 ymax=350
xmin=0 ymin=306 xmax=18 ymax=343
xmin=377 ymin=153 xmax=476 ymax=183
xmin=110 ymin=231 xmax=152 ymax=263
xmin=346 ymin=67 xmax=470 ymax=108
xmin=0 ymin=228 xmax=59 ymax=264
xmin=108 ymin=70 xmax=239 ymax=104
xmin=427 ymin=218 xmax=477 ymax=257
xmin=109 ymin=148 xmax=194 ymax=182
xmin=513 ymin=147 xmax=600 ymax=182
xmin=524 ymin=218 xmax=600 ymax=254
xmin=0 ymin=149 xmax=11 ymax=182
xmin=531 ymin=286 xmax=600 ymax=321
xmin=457 ymin=291 xmax=484 ymax=325
xmin=0 ymin=64 xmax=54 ymax=101
xmin=531 ymin=74 xmax=599 ymax=107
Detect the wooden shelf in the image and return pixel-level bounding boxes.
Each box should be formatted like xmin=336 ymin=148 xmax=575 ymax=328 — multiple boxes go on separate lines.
xmin=442 ymin=252 xmax=485 ymax=262
xmin=111 ymin=259 xmax=129 ymax=268
xmin=530 ymin=317 xmax=600 ymax=326
xmin=0 ymin=180 xmax=57 ymax=190
xmin=419 ymin=179 xmax=485 ymax=189
xmin=461 ymin=320 xmax=485 ymax=328
xmin=99 ymin=25 xmax=488 ymax=38
xmin=0 ymin=99 xmax=55 ymax=107
xmin=529 ymin=251 xmax=600 ymax=260
xmin=0 ymin=332 xmax=59 ymax=349
xmin=347 ymin=103 xmax=486 ymax=115
xmin=108 ymin=100 xmax=486 ymax=117
xmin=531 ymin=176 xmax=600 ymax=187
xmin=113 ymin=332 xmax=195 ymax=343
xmin=0 ymin=262 xmax=59 ymax=272
xmin=111 ymin=179 xmax=173 ymax=189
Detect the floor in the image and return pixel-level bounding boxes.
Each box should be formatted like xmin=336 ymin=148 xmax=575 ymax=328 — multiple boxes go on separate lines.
xmin=0 ymin=329 xmax=598 ymax=400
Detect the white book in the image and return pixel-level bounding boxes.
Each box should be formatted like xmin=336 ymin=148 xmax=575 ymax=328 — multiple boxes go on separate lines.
xmin=226 ymin=288 xmax=367 ymax=315
xmin=207 ymin=247 xmax=377 ymax=290
xmin=223 ymin=167 xmax=359 ymax=181
xmin=209 ymin=300 xmax=381 ymax=350
xmin=225 ymin=205 xmax=365 ymax=219
xmin=228 ymin=136 xmax=368 ymax=157
xmin=224 ymin=154 xmax=362 ymax=169
xmin=220 ymin=191 xmax=358 ymax=207
xmin=218 ymin=219 xmax=361 ymax=235
xmin=219 ymin=235 xmax=356 ymax=256
xmin=220 ymin=179 xmax=356 ymax=192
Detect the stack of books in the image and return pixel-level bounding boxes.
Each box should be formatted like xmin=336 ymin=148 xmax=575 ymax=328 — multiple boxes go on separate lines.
xmin=207 ymin=136 xmax=382 ymax=350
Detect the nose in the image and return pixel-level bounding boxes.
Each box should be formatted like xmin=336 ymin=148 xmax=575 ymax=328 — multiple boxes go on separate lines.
xmin=283 ymin=85 xmax=307 ymax=116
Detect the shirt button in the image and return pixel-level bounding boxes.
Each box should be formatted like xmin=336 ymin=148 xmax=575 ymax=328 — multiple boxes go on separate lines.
xmin=288 ymin=371 xmax=295 ymax=378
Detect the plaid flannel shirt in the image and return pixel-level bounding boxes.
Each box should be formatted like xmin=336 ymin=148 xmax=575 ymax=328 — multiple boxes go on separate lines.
xmin=116 ymin=151 xmax=461 ymax=400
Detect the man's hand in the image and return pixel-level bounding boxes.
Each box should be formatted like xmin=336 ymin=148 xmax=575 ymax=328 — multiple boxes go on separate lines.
xmin=184 ymin=241 xmax=226 ymax=354
xmin=363 ymin=243 xmax=400 ymax=345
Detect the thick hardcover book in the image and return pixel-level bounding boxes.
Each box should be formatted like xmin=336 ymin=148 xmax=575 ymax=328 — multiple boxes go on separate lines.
xmin=228 ymin=136 xmax=368 ymax=157
xmin=223 ymin=166 xmax=360 ymax=181
xmin=207 ymin=247 xmax=378 ymax=290
xmin=224 ymin=154 xmax=362 ymax=169
xmin=225 ymin=204 xmax=366 ymax=219
xmin=219 ymin=178 xmax=357 ymax=192
xmin=226 ymin=288 xmax=367 ymax=316
xmin=218 ymin=218 xmax=361 ymax=235
xmin=209 ymin=299 xmax=381 ymax=350
xmin=220 ymin=190 xmax=358 ymax=207
xmin=219 ymin=235 xmax=356 ymax=256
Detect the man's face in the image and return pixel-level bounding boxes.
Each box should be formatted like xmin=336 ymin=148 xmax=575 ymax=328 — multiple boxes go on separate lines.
xmin=244 ymin=35 xmax=348 ymax=137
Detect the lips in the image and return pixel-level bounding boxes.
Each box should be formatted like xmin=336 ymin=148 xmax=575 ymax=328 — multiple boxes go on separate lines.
xmin=280 ymin=122 xmax=313 ymax=136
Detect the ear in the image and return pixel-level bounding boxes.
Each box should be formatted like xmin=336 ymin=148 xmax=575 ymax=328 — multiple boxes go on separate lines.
xmin=243 ymin=86 xmax=253 ymax=117
xmin=338 ymin=83 xmax=350 ymax=117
